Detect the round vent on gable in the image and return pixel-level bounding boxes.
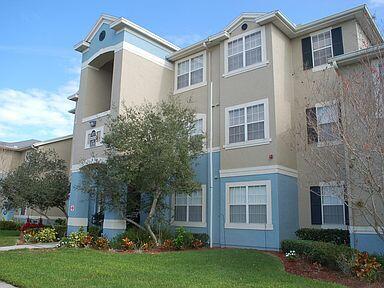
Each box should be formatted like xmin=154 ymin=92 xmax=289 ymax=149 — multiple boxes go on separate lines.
xmin=241 ymin=23 xmax=248 ymax=31
xmin=99 ymin=30 xmax=106 ymax=41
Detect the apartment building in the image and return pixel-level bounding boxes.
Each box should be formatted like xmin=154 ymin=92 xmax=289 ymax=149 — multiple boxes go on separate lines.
xmin=0 ymin=136 xmax=72 ymax=223
xmin=67 ymin=5 xmax=383 ymax=253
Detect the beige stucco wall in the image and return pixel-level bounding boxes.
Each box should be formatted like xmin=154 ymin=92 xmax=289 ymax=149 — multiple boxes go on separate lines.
xmin=0 ymin=149 xmax=24 ymax=175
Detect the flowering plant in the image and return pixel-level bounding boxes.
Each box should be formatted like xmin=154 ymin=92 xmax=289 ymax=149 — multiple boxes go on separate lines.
xmin=285 ymin=250 xmax=297 ymax=261
xmin=122 ymin=237 xmax=135 ymax=250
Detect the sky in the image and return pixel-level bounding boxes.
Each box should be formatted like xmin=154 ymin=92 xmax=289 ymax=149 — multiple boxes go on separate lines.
xmin=1 ymin=0 xmax=384 ymax=142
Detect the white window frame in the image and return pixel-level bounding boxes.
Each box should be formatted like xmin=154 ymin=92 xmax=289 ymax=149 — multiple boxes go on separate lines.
xmin=171 ymin=185 xmax=207 ymax=228
xmin=320 ymin=181 xmax=346 ymax=229
xmin=225 ymin=180 xmax=273 ymax=230
xmin=310 ymin=28 xmax=333 ymax=72
xmin=84 ymin=126 xmax=104 ymax=149
xmin=191 ymin=113 xmax=207 ymax=136
xmin=315 ymin=100 xmax=342 ymax=147
xmin=224 ymin=99 xmax=271 ymax=149
xmin=174 ymin=51 xmax=207 ymax=94
xmin=223 ymin=26 xmax=268 ymax=78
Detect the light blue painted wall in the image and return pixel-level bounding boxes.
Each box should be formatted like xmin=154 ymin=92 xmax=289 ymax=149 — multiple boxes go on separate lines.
xmin=67 ymin=171 xmax=90 ymax=234
xmin=82 ymin=23 xmax=171 ymax=63
xmin=351 ymin=233 xmax=384 ymax=255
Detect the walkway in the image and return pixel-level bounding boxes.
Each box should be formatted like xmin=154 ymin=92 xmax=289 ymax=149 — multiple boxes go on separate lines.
xmin=0 ymin=242 xmax=57 ymax=252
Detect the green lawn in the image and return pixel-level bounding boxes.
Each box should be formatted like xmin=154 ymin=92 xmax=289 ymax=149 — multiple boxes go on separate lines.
xmin=0 ymin=230 xmax=19 ymax=247
xmin=0 ymin=248 xmax=343 ymax=288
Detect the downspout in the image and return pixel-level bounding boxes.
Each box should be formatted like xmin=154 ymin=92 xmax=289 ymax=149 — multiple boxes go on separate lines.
xmin=204 ymin=42 xmax=214 ymax=248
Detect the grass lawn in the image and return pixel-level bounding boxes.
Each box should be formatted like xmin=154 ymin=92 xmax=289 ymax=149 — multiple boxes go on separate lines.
xmin=0 ymin=248 xmax=343 ymax=288
xmin=0 ymin=230 xmax=19 ymax=247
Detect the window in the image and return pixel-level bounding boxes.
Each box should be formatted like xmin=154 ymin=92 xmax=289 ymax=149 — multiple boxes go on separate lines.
xmin=85 ymin=126 xmax=104 ymax=149
xmin=321 ymin=184 xmax=345 ymax=225
xmin=175 ymin=52 xmax=206 ymax=92
xmin=225 ymin=28 xmax=265 ymax=75
xmin=226 ymin=181 xmax=272 ymax=229
xmin=191 ymin=114 xmax=206 ymax=136
xmin=311 ymin=30 xmax=333 ymax=67
xmin=316 ymin=103 xmax=340 ymax=143
xmin=306 ymin=102 xmax=341 ymax=145
xmin=173 ymin=185 xmax=206 ymax=227
xmin=225 ymin=99 xmax=270 ymax=148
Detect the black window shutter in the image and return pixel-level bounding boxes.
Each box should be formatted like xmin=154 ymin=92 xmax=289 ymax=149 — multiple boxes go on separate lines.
xmin=343 ymin=185 xmax=349 ymax=225
xmin=302 ymin=37 xmax=313 ymax=70
xmin=331 ymin=27 xmax=344 ymax=56
xmin=310 ymin=186 xmax=322 ymax=225
xmin=306 ymin=107 xmax=318 ymax=144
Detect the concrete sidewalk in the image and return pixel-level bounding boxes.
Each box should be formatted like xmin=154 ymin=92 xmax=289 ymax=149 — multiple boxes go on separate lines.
xmin=0 ymin=242 xmax=58 ymax=252
xmin=0 ymin=281 xmax=17 ymax=288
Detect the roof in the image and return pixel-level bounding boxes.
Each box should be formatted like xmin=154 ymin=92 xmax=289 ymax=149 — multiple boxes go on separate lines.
xmin=75 ymin=14 xmax=180 ymax=53
xmin=168 ymin=5 xmax=383 ymax=61
xmin=32 ymin=135 xmax=73 ymax=148
xmin=67 ymin=91 xmax=79 ymax=102
xmin=0 ymin=139 xmax=39 ymax=151
xmin=330 ymin=44 xmax=384 ymax=67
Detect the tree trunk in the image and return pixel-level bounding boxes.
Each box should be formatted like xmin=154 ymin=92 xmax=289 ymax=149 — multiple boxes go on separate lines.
xmin=31 ymin=208 xmax=51 ymax=221
xmin=144 ymin=190 xmax=162 ymax=245
xmin=59 ymin=206 xmax=68 ymax=219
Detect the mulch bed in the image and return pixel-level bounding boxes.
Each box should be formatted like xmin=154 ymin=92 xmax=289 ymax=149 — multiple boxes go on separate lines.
xmin=270 ymin=252 xmax=384 ymax=288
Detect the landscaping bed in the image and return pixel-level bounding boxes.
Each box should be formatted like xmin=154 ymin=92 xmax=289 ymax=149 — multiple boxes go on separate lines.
xmin=272 ymin=252 xmax=384 ymax=288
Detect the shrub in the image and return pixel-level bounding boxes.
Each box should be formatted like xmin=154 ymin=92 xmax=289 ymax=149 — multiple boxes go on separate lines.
xmin=285 ymin=250 xmax=297 ymax=261
xmin=352 ymin=252 xmax=382 ymax=282
xmin=281 ymin=239 xmax=356 ymax=270
xmin=173 ymin=227 xmax=194 ymax=249
xmin=53 ymin=224 xmax=67 ymax=239
xmin=93 ymin=237 xmax=109 ymax=250
xmin=23 ymin=231 xmax=37 ymax=243
xmin=295 ymin=228 xmax=350 ymax=245
xmin=110 ymin=228 xmax=151 ymax=250
xmin=374 ymin=254 xmax=384 ymax=267
xmin=59 ymin=227 xmax=90 ymax=248
xmin=161 ymin=239 xmax=174 ymax=250
xmin=121 ymin=237 xmax=135 ymax=250
xmin=192 ymin=233 xmax=209 ymax=247
xmin=88 ymin=226 xmax=102 ymax=238
xmin=0 ymin=220 xmax=21 ymax=230
xmin=35 ymin=227 xmax=57 ymax=243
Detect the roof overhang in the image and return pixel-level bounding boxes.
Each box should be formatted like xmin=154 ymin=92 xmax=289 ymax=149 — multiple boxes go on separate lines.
xmin=67 ymin=91 xmax=79 ymax=101
xmin=110 ymin=18 xmax=180 ymax=52
xmin=330 ymin=44 xmax=384 ymax=67
xmin=32 ymin=135 xmax=73 ymax=148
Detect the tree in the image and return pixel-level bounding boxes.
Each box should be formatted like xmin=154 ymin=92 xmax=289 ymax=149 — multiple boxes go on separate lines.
xmin=81 ymin=98 xmax=204 ymax=245
xmin=0 ymin=149 xmax=70 ymax=219
xmin=294 ymin=54 xmax=384 ymax=241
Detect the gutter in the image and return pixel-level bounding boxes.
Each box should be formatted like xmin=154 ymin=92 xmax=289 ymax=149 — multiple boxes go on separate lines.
xmin=329 ymin=44 xmax=384 ymax=67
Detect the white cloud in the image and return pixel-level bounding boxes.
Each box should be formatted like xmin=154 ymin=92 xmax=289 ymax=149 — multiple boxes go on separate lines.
xmin=0 ymin=79 xmax=77 ymax=142
xmin=370 ymin=0 xmax=384 ymax=7
xmin=165 ymin=34 xmax=205 ymax=48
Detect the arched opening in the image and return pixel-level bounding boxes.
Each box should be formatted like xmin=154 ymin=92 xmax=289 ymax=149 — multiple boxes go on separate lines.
xmin=83 ymin=51 xmax=114 ymax=118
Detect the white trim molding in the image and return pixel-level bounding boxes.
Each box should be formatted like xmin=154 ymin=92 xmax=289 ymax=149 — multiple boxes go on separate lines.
xmin=82 ymin=110 xmax=111 ymax=123
xmin=349 ymin=226 xmax=384 ymax=235
xmin=71 ymin=157 xmax=107 ymax=173
xmin=225 ymin=180 xmax=273 ymax=230
xmin=68 ymin=217 xmax=88 ymax=227
xmin=103 ymin=219 xmax=127 ymax=230
xmin=220 ymin=165 xmax=298 ymax=178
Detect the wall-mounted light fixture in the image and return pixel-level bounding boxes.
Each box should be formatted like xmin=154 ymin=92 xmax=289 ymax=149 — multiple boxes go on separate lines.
xmin=89 ymin=120 xmax=96 ymax=127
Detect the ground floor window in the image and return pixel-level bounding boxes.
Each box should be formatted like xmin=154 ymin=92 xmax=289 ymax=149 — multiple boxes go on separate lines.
xmin=321 ymin=183 xmax=345 ymax=225
xmin=172 ymin=185 xmax=206 ymax=227
xmin=225 ymin=180 xmax=272 ymax=230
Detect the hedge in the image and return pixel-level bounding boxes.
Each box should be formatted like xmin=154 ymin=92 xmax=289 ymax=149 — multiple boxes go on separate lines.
xmin=281 ymin=239 xmax=356 ymax=270
xmin=295 ymin=228 xmax=350 ymax=245
xmin=0 ymin=220 xmax=21 ymax=230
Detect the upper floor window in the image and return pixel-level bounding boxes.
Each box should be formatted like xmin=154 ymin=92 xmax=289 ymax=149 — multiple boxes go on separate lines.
xmin=312 ymin=30 xmax=333 ymax=67
xmin=302 ymin=27 xmax=344 ymax=71
xmin=174 ymin=52 xmax=206 ymax=93
xmin=225 ymin=181 xmax=273 ymax=230
xmin=172 ymin=185 xmax=206 ymax=227
xmin=85 ymin=126 xmax=104 ymax=149
xmin=191 ymin=113 xmax=206 ymax=136
xmin=224 ymin=27 xmax=266 ymax=76
xmin=225 ymin=99 xmax=270 ymax=149
xmin=306 ymin=102 xmax=341 ymax=146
